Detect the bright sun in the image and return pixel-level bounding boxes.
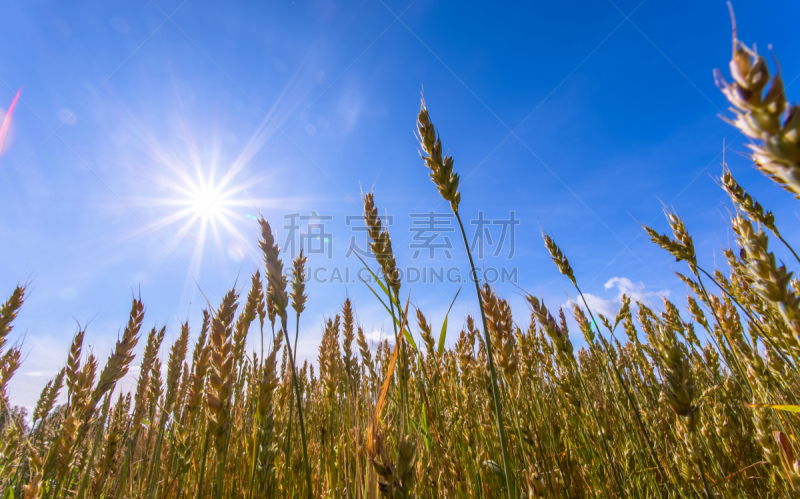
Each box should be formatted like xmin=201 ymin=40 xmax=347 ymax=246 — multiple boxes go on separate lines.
xmin=132 ymin=139 xmax=265 ymax=270
xmin=126 ymin=117 xmax=282 ymax=299
xmin=188 ymin=184 xmax=226 ymax=221
xmin=165 ymin=168 xmax=244 ymax=246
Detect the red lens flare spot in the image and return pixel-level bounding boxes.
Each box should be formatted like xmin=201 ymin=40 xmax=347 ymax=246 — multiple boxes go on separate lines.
xmin=0 ymin=89 xmax=21 ymax=157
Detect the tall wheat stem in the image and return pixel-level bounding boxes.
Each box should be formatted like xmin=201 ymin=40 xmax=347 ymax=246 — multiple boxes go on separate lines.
xmin=691 ymin=431 xmax=713 ymax=499
xmin=283 ymin=312 xmax=301 ymax=495
xmin=696 ymin=266 xmax=798 ymax=369
xmin=282 ymin=314 xmax=313 ymax=497
xmin=692 ymin=269 xmax=755 ymax=396
xmin=194 ymin=426 xmax=211 ymax=499
xmin=454 ymin=210 xmax=516 ymax=499
xmin=574 ymin=287 xmax=668 ymax=495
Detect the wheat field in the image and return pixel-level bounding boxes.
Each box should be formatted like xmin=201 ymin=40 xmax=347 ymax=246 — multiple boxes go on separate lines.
xmin=2 ymin=12 xmax=800 ymax=498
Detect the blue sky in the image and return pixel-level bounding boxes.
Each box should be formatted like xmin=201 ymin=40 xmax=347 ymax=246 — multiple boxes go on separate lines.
xmin=2 ymin=0 xmax=800 ymax=410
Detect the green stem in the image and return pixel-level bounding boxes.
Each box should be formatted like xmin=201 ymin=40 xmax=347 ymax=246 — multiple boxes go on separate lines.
xmin=114 ymin=426 xmax=138 ymax=499
xmin=454 ymin=210 xmax=516 ymax=499
xmin=773 ymin=229 xmax=800 ymax=266
xmin=284 ymin=366 xmax=295 ymax=494
xmin=194 ymin=429 xmax=211 ymax=499
xmin=692 ymin=268 xmax=755 ymax=398
xmin=145 ymin=413 xmax=169 ymax=499
xmin=570 ymin=359 xmax=625 ymax=496
xmin=575 ymin=288 xmax=668 ymax=496
xmin=388 ymin=293 xmax=408 ymax=438
xmin=282 ymin=316 xmax=313 ymax=498
xmin=75 ymin=398 xmax=110 ymax=499
xmin=691 ymin=432 xmax=713 ymax=499
xmin=214 ymin=430 xmax=229 ymax=499
xmin=697 ymin=266 xmax=796 ymax=370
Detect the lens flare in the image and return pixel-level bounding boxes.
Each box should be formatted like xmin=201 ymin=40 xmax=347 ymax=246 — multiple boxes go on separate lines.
xmin=0 ymin=89 xmax=21 ymax=157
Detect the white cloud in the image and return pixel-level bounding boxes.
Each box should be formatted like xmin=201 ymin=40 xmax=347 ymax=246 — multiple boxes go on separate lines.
xmin=364 ymin=330 xmax=394 ymax=347
xmin=21 ymin=371 xmax=60 ymax=377
xmin=567 ymin=276 xmax=670 ymax=319
xmin=604 ymin=277 xmax=669 ymax=303
xmin=579 ymin=293 xmax=616 ymax=319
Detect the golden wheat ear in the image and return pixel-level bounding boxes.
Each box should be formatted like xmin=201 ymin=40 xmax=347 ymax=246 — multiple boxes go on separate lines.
xmin=0 ymin=285 xmax=24 ymax=351
xmin=715 ymin=4 xmax=800 ymax=198
xmin=417 ymin=96 xmax=460 ymax=212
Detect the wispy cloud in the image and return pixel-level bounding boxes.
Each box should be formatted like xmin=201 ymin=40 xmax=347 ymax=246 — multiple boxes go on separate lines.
xmin=363 ymin=330 xmax=394 ymax=349
xmin=566 ymin=276 xmax=670 ymax=318
xmin=21 ymin=370 xmax=59 ymax=377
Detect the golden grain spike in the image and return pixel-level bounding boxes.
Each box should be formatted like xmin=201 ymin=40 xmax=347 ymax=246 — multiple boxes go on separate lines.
xmin=291 ymin=249 xmax=308 ymax=315
xmin=417 ymin=97 xmax=460 ymax=212
xmin=715 ymin=8 xmax=800 ymax=197
xmin=164 ymin=322 xmax=190 ymax=413
xmin=259 ymin=217 xmax=289 ymax=327
xmin=92 ymin=297 xmax=144 ymax=403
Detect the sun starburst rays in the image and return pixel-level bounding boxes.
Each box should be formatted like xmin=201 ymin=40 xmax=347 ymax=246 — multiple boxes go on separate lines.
xmin=121 ymin=117 xmax=283 ymax=301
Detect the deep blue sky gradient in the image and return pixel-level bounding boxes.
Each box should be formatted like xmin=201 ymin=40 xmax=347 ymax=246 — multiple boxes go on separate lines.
xmin=2 ymin=0 xmax=799 ymax=409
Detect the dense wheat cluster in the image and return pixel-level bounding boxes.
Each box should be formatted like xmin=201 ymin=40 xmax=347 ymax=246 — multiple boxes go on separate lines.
xmin=3 ymin=15 xmax=800 ymax=498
